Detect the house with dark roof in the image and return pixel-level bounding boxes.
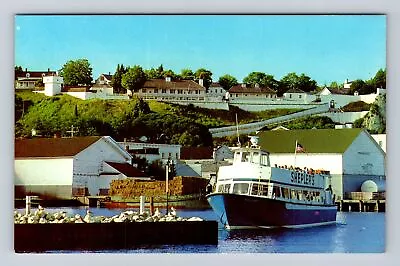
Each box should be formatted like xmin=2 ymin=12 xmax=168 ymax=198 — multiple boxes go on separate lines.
xmin=95 ymin=73 xmax=113 ymax=85
xmin=283 ymin=88 xmax=309 ymax=102
xmin=15 ymin=136 xmax=148 ymax=199
xmin=132 ymin=77 xmax=206 ymax=102
xmin=257 ymin=128 xmax=386 ymax=200
xmin=228 ymin=83 xmax=277 ymax=103
xmin=15 ymin=68 xmax=57 ymax=89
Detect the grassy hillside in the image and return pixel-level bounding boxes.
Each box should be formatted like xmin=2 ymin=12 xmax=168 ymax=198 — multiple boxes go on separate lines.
xmin=15 ymin=92 xmax=301 ymax=146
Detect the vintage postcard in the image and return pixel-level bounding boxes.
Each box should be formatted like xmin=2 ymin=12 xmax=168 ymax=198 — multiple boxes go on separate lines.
xmin=14 ymin=14 xmax=386 ymax=254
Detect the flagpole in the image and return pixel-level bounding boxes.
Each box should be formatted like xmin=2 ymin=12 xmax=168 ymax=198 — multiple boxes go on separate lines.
xmin=294 ymin=140 xmax=297 ymax=167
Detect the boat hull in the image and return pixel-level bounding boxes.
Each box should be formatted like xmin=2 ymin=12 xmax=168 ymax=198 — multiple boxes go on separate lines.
xmin=207 ymin=193 xmax=337 ymax=229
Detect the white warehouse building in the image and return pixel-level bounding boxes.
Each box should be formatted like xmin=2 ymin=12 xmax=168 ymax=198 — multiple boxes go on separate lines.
xmin=15 ymin=136 xmax=149 ymax=199
xmin=257 ymin=128 xmax=386 ymax=200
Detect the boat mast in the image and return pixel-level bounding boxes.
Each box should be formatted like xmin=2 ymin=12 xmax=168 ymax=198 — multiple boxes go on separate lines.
xmin=235 ymin=113 xmax=241 ymax=147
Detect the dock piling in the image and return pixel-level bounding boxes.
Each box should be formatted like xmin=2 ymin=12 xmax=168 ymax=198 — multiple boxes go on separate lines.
xmin=139 ymin=195 xmax=146 ymax=214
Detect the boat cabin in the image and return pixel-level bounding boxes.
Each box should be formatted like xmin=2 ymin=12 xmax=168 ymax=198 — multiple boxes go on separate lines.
xmin=233 ymin=148 xmax=270 ymax=166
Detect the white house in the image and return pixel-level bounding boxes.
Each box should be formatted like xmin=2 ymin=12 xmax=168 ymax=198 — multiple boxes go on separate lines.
xmin=206 ymin=82 xmax=228 ymax=101
xmin=283 ymin=88 xmax=309 ymax=102
xmin=118 ymin=141 xmax=182 ymax=164
xmin=257 ymin=128 xmax=386 ymax=200
xmin=95 ymin=73 xmax=113 ymax=85
xmin=15 ymin=68 xmax=56 ymax=89
xmin=133 ymin=77 xmax=206 ymax=102
xmin=14 ymin=136 xmax=149 ymax=199
xmin=228 ymin=83 xmax=277 ymax=103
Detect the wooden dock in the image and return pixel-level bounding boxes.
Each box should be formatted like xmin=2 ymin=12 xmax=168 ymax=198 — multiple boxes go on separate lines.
xmin=336 ymin=199 xmax=385 ymax=212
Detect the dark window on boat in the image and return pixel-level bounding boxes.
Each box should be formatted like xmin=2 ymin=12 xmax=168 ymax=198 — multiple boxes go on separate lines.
xmin=273 ymin=186 xmax=281 ymax=198
xmin=233 ymin=183 xmax=249 ymax=195
xmin=282 ymin=187 xmax=290 ymax=199
xmin=242 ymin=152 xmax=250 ymax=162
xmin=218 ymin=184 xmax=231 ymax=193
xmin=251 ymin=183 xmax=268 ymax=196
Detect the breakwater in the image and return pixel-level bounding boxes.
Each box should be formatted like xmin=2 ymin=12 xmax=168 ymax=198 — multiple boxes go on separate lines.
xmin=14 ymin=207 xmax=218 ymax=252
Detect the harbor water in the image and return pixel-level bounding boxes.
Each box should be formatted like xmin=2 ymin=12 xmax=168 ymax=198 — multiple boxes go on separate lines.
xmin=18 ymin=207 xmax=384 ymax=253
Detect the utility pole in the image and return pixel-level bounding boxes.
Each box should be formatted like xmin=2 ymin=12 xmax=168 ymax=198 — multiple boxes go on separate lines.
xmin=165 ymin=158 xmax=170 ymax=215
xmin=66 ymin=125 xmax=79 ymax=137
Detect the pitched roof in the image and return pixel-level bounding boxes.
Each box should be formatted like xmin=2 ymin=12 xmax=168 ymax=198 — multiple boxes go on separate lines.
xmin=15 ymin=137 xmax=102 ymax=158
xmin=106 ymin=162 xmax=148 ymax=178
xmin=285 ymin=88 xmax=305 ymax=93
xmin=209 ymin=82 xmax=222 ymax=88
xmin=16 ymin=70 xmax=57 ymax=79
xmin=102 ymin=74 xmax=113 ymax=81
xmin=180 ymin=147 xmax=214 ymax=160
xmin=143 ymin=79 xmax=205 ymax=91
xmin=257 ymin=128 xmax=363 ymax=154
xmin=229 ymin=84 xmax=276 ymax=94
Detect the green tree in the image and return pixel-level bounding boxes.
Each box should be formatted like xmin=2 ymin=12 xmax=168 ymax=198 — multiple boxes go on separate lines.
xmin=181 ymin=68 xmax=194 ymax=80
xmin=373 ymin=68 xmax=386 ymax=89
xmin=329 ymin=81 xmax=340 ymax=90
xmin=349 ymin=79 xmax=366 ymax=95
xmin=112 ymin=64 xmax=127 ymax=94
xmin=15 ymin=66 xmax=24 ymax=80
xmin=145 ymin=68 xmax=163 ymax=79
xmin=243 ymin=72 xmax=279 ymax=90
xmin=162 ymin=69 xmax=177 ymax=80
xmin=59 ymin=59 xmax=93 ymax=86
xmin=218 ymin=74 xmax=238 ymax=91
xmin=279 ymin=72 xmax=317 ymax=96
xmin=121 ymin=65 xmax=147 ymax=93
xmin=194 ymin=68 xmax=213 ymax=88
xmin=35 ymin=79 xmax=44 ymax=88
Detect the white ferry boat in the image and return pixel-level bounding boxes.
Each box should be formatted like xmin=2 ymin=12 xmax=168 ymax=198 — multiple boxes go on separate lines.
xmin=206 ymin=136 xmax=337 ymax=230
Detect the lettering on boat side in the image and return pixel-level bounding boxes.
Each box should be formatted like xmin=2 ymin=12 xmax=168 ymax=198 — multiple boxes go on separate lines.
xmin=290 ymin=172 xmax=315 ymax=186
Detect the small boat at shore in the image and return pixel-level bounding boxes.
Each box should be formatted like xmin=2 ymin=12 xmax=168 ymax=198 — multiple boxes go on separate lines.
xmin=206 ymin=136 xmax=337 ymax=230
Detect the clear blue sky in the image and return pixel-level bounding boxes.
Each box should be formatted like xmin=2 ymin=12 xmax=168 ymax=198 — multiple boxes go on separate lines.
xmin=14 ymin=15 xmax=386 ymax=85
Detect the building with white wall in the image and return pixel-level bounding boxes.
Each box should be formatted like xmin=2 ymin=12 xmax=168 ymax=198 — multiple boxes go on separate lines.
xmin=15 ymin=68 xmax=56 ymax=89
xmin=43 ymin=75 xmax=64 ymax=96
xmin=14 ymin=136 xmax=149 ymax=199
xmin=133 ymin=77 xmax=206 ymax=102
xmin=283 ymin=88 xmax=309 ymax=102
xmin=228 ymin=83 xmax=277 ymax=103
xmin=257 ymin=128 xmax=386 ymax=200
xmin=118 ymin=141 xmax=181 ymax=164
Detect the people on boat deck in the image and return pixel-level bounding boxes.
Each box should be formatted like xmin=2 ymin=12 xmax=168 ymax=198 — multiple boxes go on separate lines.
xmin=274 ymin=164 xmax=326 ymax=175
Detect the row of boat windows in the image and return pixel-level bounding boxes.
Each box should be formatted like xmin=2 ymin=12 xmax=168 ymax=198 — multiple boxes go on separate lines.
xmin=218 ymin=183 xmax=323 ymax=203
xmin=234 ymin=151 xmax=269 ymax=166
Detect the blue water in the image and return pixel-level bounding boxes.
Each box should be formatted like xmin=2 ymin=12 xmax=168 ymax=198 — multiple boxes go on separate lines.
xmin=21 ymin=207 xmax=384 ymax=253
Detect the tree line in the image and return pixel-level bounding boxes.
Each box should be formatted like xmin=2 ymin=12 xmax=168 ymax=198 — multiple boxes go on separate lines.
xmin=15 ymin=59 xmax=386 ymax=97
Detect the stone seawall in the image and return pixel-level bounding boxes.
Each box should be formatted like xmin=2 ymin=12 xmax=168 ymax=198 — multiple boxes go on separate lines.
xmin=109 ymin=176 xmax=209 ymax=199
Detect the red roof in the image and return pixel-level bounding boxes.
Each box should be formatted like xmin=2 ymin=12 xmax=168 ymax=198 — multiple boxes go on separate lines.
xmin=15 ymin=137 xmax=102 ymax=158
xmin=62 ymin=86 xmax=91 ymax=92
xmin=143 ymin=79 xmax=205 ymax=91
xmin=106 ymin=162 xmax=148 ymax=178
xmin=229 ymin=84 xmax=276 ymax=94
xmin=180 ymin=147 xmax=213 ymax=160
xmin=16 ymin=70 xmax=57 ymax=79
